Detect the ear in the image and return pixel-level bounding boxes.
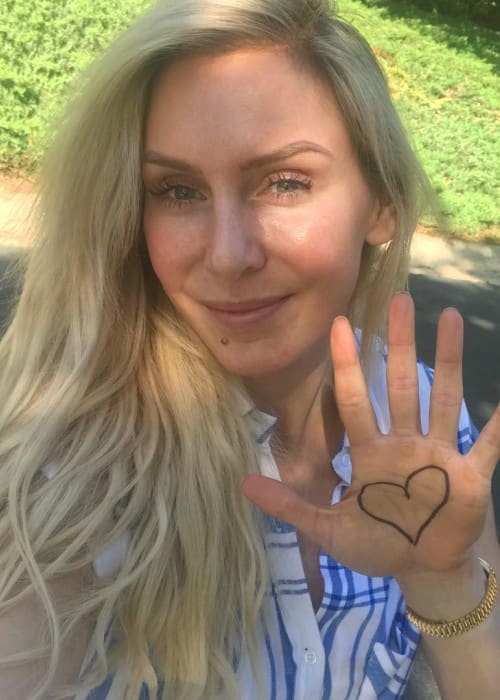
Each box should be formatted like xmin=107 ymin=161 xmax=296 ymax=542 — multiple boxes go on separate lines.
xmin=365 ymin=201 xmax=397 ymax=246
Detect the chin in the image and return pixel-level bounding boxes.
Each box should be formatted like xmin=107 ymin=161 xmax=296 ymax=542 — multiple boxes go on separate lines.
xmin=210 ymin=340 xmax=301 ymax=379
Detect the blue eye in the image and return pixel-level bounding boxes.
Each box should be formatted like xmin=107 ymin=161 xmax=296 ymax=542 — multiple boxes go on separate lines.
xmin=170 ymin=185 xmax=196 ymax=200
xmin=274 ymin=180 xmax=297 ymax=193
xmin=266 ymin=173 xmax=312 ymax=199
xmin=147 ymin=183 xmax=204 ymax=208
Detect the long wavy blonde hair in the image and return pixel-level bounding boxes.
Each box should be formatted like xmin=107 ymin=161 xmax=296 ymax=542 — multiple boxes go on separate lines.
xmin=0 ymin=1 xmax=431 ymax=698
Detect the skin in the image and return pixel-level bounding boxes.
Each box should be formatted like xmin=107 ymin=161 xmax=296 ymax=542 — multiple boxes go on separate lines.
xmin=143 ymin=47 xmax=394 ymax=472
xmin=143 ymin=47 xmax=500 ymax=698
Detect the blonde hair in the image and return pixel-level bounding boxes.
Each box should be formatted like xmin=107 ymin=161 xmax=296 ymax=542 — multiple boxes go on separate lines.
xmin=0 ymin=1 xmax=431 ymax=698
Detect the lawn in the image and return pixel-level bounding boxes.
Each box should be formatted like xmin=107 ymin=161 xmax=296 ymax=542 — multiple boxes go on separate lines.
xmin=0 ymin=0 xmax=151 ymax=170
xmin=339 ymin=0 xmax=499 ymax=240
xmin=0 ymin=0 xmax=498 ymax=240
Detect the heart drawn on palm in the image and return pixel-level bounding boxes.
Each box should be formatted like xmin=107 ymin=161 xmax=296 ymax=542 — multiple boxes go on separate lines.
xmin=357 ymin=465 xmax=450 ymax=545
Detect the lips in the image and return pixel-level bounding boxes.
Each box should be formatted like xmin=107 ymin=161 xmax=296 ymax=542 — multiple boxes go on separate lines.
xmin=203 ymin=295 xmax=290 ymax=329
xmin=204 ymin=296 xmax=287 ymax=312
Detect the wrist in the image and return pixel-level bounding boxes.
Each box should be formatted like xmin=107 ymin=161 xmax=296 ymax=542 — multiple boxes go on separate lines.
xmin=397 ymin=556 xmax=487 ymax=621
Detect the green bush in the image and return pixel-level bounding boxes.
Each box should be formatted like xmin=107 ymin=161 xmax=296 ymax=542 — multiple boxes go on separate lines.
xmin=0 ymin=0 xmax=151 ymax=172
xmin=399 ymin=1 xmax=499 ymax=29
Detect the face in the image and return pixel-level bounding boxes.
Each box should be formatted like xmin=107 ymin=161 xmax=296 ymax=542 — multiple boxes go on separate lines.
xmin=143 ymin=47 xmax=394 ymax=380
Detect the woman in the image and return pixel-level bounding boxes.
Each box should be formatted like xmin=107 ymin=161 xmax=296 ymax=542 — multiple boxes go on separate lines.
xmin=0 ymin=1 xmax=498 ymax=698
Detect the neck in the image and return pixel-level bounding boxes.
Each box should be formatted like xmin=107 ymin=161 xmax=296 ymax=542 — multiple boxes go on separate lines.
xmin=244 ymin=344 xmax=343 ymax=481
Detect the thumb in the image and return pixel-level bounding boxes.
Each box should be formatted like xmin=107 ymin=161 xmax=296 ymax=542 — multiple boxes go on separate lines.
xmin=241 ymin=475 xmax=337 ymax=548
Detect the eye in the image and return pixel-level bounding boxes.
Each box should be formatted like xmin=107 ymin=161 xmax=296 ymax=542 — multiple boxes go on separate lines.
xmin=266 ymin=173 xmax=312 ymax=200
xmin=147 ymin=182 xmax=205 ymax=208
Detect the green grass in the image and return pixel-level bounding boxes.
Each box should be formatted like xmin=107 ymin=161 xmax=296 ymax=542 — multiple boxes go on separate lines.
xmin=0 ymin=0 xmax=498 ymax=239
xmin=339 ymin=0 xmax=500 ymax=239
xmin=0 ymin=0 xmax=151 ymax=171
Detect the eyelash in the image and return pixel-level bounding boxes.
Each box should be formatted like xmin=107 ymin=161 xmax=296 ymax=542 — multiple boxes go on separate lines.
xmin=147 ymin=184 xmax=203 ymax=209
xmin=147 ymin=173 xmax=312 ymax=208
xmin=267 ymin=173 xmax=312 ymax=200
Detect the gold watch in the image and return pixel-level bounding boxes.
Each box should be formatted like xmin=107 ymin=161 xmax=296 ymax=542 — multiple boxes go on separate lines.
xmin=406 ymin=557 xmax=497 ymax=638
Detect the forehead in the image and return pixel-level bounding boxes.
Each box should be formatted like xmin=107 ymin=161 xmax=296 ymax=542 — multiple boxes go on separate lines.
xmin=144 ymin=47 xmax=352 ymax=162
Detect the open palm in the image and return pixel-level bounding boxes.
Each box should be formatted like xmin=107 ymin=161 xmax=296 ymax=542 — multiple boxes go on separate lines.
xmin=242 ymin=293 xmax=500 ymax=579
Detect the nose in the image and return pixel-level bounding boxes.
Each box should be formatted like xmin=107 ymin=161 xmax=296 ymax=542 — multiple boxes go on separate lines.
xmin=204 ymin=199 xmax=266 ymax=279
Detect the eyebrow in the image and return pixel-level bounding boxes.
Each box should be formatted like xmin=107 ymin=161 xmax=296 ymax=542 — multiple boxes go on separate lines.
xmin=143 ymin=140 xmax=333 ymax=174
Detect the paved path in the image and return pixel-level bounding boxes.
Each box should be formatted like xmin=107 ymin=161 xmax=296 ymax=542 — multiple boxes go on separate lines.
xmin=1 ymin=182 xmax=499 ymax=531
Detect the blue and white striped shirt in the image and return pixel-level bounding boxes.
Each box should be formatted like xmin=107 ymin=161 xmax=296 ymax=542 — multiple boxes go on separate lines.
xmin=78 ymin=349 xmax=477 ymax=700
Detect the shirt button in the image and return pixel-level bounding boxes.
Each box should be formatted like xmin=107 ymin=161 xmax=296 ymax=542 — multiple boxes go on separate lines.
xmin=304 ymin=649 xmax=317 ymax=664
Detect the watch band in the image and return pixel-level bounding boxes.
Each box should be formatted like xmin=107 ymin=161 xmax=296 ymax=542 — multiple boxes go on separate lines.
xmin=406 ymin=557 xmax=497 ymax=638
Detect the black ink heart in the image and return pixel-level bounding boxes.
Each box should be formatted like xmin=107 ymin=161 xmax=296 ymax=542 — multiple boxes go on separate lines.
xmin=357 ymin=465 xmax=450 ymax=545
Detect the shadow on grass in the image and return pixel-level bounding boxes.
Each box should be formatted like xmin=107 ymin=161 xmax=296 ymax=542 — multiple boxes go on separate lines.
xmin=357 ymin=0 xmax=500 ymax=74
xmin=410 ymin=272 xmax=500 ymax=536
xmin=410 ymin=273 xmax=499 ymax=430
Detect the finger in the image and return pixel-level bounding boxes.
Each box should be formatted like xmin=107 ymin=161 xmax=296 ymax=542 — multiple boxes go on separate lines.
xmin=330 ymin=316 xmax=379 ymax=445
xmin=429 ymin=308 xmax=463 ymax=443
xmin=241 ymin=475 xmax=337 ymax=549
xmin=468 ymin=403 xmax=500 ymax=479
xmin=386 ymin=292 xmax=420 ymax=435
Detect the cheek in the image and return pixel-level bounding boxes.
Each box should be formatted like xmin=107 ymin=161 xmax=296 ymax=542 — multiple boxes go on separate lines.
xmin=143 ymin=210 xmax=200 ymax=294
xmin=262 ymin=206 xmax=366 ymax=280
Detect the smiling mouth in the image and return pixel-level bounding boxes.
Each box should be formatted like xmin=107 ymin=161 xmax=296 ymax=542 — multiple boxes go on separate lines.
xmin=205 ymin=296 xmax=287 ymax=312
xmin=203 ymin=296 xmax=291 ymax=328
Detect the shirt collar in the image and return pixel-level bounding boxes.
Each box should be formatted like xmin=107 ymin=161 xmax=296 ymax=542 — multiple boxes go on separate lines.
xmin=236 ymin=389 xmax=351 ymax=486
xmin=233 ymin=389 xmax=278 ymax=444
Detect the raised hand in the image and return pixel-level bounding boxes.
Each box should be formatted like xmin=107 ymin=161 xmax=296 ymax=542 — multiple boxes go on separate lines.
xmin=242 ymin=292 xmax=500 ymax=580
